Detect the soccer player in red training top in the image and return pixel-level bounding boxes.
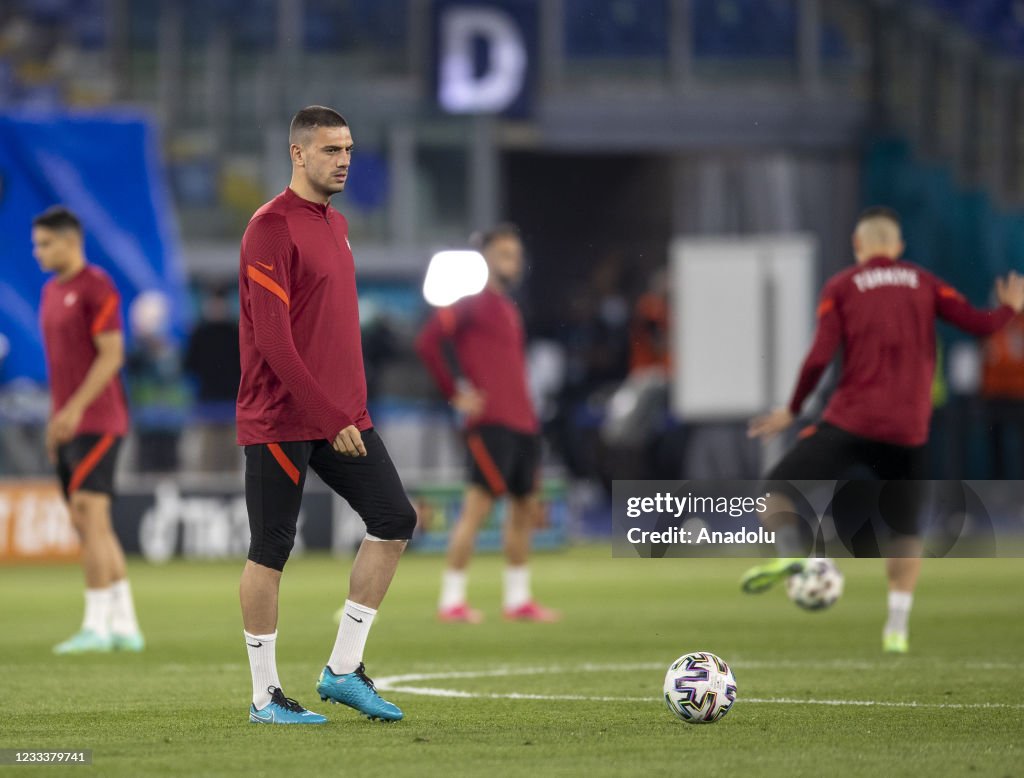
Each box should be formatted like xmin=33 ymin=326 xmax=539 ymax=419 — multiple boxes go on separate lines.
xmin=745 ymin=207 xmax=1024 ymax=652
xmin=237 ymin=106 xmax=415 ymax=725
xmin=34 ymin=206 xmax=144 ymax=655
xmin=415 ymin=225 xmax=560 ymax=624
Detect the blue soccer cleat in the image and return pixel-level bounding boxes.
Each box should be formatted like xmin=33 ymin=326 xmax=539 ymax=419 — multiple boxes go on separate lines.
xmin=53 ymin=629 xmax=113 ymax=655
xmin=249 ymin=687 xmax=327 ymax=725
xmin=316 ymin=663 xmax=403 ymax=722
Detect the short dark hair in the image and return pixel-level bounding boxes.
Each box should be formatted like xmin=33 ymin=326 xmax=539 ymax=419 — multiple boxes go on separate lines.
xmin=472 ymin=222 xmax=521 ymax=251
xmin=289 ymin=105 xmax=348 ymax=145
xmin=857 ymin=206 xmax=901 ymax=228
xmin=33 ymin=206 xmax=82 ymax=234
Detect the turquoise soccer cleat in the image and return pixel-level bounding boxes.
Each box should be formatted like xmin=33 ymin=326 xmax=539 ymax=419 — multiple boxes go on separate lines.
xmin=316 ymin=663 xmax=403 ymax=722
xmin=249 ymin=687 xmax=327 ymax=725
xmin=740 ymin=557 xmax=806 ymax=594
xmin=111 ymin=631 xmax=146 ymax=652
xmin=53 ymin=629 xmax=113 ymax=655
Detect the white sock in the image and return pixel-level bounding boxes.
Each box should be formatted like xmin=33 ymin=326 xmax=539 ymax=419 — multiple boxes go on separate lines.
xmin=774 ymin=524 xmax=803 ymax=557
xmin=884 ymin=591 xmax=913 ymax=636
xmin=83 ymin=588 xmax=112 ymax=638
xmin=245 ymin=630 xmax=281 ymax=709
xmin=327 ymin=600 xmax=377 ymax=675
xmin=503 ymin=565 xmax=531 ymax=610
xmin=109 ymin=579 xmax=140 ymax=635
xmin=439 ymin=569 xmax=468 ymax=610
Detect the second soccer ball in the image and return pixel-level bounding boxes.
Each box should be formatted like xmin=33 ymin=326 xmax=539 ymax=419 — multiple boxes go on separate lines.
xmin=786 ymin=558 xmax=844 ymax=611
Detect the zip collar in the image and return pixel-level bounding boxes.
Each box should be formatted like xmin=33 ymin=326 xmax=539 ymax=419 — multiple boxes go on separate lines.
xmin=283 ymin=186 xmax=332 ymax=218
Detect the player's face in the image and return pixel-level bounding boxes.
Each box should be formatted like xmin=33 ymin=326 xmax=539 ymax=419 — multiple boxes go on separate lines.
xmin=31 ymin=226 xmax=77 ymax=273
xmin=296 ymin=125 xmax=354 ymax=198
xmin=485 ymin=235 xmax=524 ymax=287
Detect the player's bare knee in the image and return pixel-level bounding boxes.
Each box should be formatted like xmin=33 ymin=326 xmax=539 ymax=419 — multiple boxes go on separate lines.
xmin=460 ymin=491 xmax=495 ymax=528
xmin=456 ymin=507 xmax=489 ymax=532
xmin=506 ymin=495 xmax=535 ymax=524
xmin=67 ymin=511 xmax=90 ymax=539
xmin=68 ymin=493 xmax=107 ymax=533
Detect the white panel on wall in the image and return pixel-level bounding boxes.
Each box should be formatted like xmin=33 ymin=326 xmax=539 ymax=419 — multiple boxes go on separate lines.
xmin=764 ymin=237 xmax=817 ymax=409
xmin=670 ymin=235 xmax=816 ymax=420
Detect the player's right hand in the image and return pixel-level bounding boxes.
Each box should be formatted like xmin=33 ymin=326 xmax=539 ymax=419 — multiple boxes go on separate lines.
xmin=996 ymin=271 xmax=1024 ymax=313
xmin=333 ymin=425 xmax=367 ymax=457
xmin=748 ymin=408 xmax=795 ymax=440
xmin=451 ymin=387 xmax=485 ymax=418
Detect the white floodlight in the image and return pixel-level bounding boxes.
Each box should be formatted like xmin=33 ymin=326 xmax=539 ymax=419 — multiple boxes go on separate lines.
xmin=422 ymin=250 xmax=489 ymax=307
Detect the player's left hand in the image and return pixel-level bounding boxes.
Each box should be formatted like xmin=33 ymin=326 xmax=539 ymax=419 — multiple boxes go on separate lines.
xmin=996 ymin=270 xmax=1024 ymax=313
xmin=333 ymin=425 xmax=367 ymax=457
xmin=747 ymin=407 xmax=794 ymax=440
xmin=47 ymin=404 xmax=83 ymax=454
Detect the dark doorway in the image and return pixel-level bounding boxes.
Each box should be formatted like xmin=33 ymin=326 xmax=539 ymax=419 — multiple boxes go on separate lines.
xmin=502 ymin=151 xmax=673 ymax=337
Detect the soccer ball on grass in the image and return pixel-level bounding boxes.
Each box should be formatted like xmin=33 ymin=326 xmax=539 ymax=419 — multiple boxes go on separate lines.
xmin=663 ymin=651 xmax=737 ymax=723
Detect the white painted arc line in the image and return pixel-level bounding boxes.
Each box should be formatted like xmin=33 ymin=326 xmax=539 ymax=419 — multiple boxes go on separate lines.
xmin=372 ymin=657 xmax=1024 ymax=683
xmin=373 ymin=666 xmax=1024 ymax=710
xmin=378 ymin=684 xmax=1024 ymax=709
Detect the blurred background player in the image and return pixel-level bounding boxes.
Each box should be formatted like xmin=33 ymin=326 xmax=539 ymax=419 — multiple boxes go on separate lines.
xmin=34 ymin=206 xmax=144 ymax=655
xmin=183 ymin=287 xmax=241 ymax=473
xmin=416 ymin=225 xmax=560 ymax=624
xmin=237 ymin=106 xmax=415 ymax=725
xmin=745 ymin=206 xmax=1024 ymax=653
xmin=980 ymin=305 xmax=1024 ymax=478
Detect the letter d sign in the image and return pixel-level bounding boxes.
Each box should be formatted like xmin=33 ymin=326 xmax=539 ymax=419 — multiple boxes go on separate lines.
xmin=436 ymin=3 xmax=532 ymax=115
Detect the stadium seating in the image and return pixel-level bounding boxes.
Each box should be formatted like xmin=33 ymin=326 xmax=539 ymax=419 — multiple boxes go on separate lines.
xmin=924 ymin=0 xmax=1024 ymax=57
xmin=564 ymin=0 xmax=669 ymax=59
xmin=564 ymin=0 xmax=848 ymax=63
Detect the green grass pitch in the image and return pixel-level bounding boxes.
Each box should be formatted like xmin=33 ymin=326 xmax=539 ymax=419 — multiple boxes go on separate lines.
xmin=2 ymin=547 xmax=1022 ymax=777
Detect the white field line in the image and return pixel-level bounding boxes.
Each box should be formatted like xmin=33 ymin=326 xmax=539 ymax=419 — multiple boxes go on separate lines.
xmin=373 ymin=663 xmax=1024 ymax=710
xmin=371 ymin=658 xmax=1024 ymax=674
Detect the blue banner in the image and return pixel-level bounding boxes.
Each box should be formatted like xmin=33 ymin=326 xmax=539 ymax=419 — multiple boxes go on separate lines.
xmin=0 ymin=110 xmax=188 ymax=384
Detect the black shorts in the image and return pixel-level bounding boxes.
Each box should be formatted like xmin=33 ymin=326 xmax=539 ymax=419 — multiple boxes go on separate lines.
xmin=767 ymin=422 xmax=927 ymax=482
xmin=244 ymin=428 xmax=416 ymax=571
xmin=765 ymin=422 xmax=927 ymax=544
xmin=56 ymin=434 xmax=122 ymax=500
xmin=465 ymin=425 xmax=540 ymax=498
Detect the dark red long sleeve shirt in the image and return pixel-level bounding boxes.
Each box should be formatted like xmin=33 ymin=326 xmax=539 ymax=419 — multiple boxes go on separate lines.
xmin=40 ymin=264 xmax=129 ymax=436
xmin=236 ymin=187 xmax=370 ymax=445
xmin=789 ymin=256 xmax=1014 ymax=446
xmin=415 ymin=287 xmax=538 ymax=434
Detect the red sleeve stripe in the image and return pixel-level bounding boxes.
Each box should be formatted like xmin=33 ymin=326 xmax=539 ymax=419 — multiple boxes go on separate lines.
xmin=68 ymin=434 xmax=116 ymax=494
xmin=816 ymin=299 xmax=835 ymax=318
xmin=91 ymin=294 xmax=119 ymax=335
xmin=439 ymin=307 xmax=456 ymax=335
xmin=267 ymin=443 xmax=300 ymax=485
xmin=938 ymin=286 xmax=963 ymax=300
xmin=247 ymin=265 xmax=289 ymax=306
xmin=466 ymin=433 xmax=507 ymax=496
